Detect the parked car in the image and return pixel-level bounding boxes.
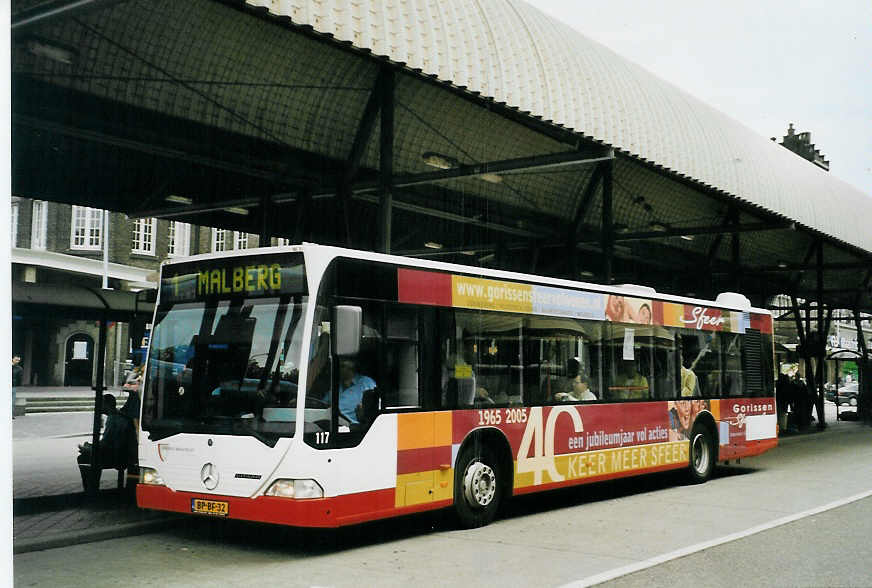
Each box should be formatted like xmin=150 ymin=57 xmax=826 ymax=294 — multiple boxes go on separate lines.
xmin=837 ymin=382 xmax=859 ymax=406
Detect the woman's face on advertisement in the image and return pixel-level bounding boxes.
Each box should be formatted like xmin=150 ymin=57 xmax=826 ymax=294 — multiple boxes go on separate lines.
xmin=639 ymin=304 xmax=651 ymax=324
xmin=675 ymin=400 xmax=692 ymax=429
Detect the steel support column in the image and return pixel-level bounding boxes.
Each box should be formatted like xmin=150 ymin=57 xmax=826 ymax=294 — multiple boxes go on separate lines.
xmin=340 ymin=68 xmax=387 ymax=246
xmin=377 ymin=68 xmax=394 ymax=254
xmin=853 ymin=272 xmax=871 ymax=424
xmin=601 ymin=161 xmax=614 ymax=283
xmin=790 ymin=294 xmax=814 ymax=430
xmin=89 ymin=315 xmax=108 ymax=496
xmin=293 ymin=189 xmax=311 ymax=244
xmin=530 ymin=241 xmax=541 ymax=274
xmin=815 ymin=241 xmax=826 ymax=428
xmin=856 ymin=313 xmax=871 ymax=424
xmin=845 ymin=271 xmax=872 ymax=424
xmin=259 ymin=193 xmax=272 ymax=243
xmin=731 ymin=208 xmax=741 ymax=292
xmin=567 ymin=162 xmax=605 ymax=277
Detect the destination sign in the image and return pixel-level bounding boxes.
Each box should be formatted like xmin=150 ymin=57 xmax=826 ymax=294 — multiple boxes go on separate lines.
xmin=197 ymin=264 xmax=282 ymax=296
xmin=159 ymin=253 xmax=306 ymax=303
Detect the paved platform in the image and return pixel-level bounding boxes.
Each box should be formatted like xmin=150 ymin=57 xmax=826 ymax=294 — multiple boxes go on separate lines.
xmin=12 ymin=388 xmax=178 ymax=553
xmin=13 ymin=492 xmax=179 ymax=554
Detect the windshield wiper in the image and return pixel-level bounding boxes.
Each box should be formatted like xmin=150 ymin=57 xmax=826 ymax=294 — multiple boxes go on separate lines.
xmin=146 ymin=418 xmax=281 ymax=447
xmin=144 ymin=418 xmax=196 ymax=441
xmin=234 ymin=420 xmax=279 ymax=448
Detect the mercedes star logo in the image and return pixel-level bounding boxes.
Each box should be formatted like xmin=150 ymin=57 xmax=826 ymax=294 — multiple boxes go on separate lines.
xmin=200 ymin=462 xmax=219 ymax=490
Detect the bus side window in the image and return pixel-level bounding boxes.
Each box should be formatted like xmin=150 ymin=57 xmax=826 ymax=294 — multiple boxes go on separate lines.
xmin=524 ymin=316 xmax=601 ymax=404
xmin=459 ymin=311 xmax=522 ymax=406
xmin=652 ymin=347 xmax=677 ymax=399
xmin=721 ymin=332 xmax=744 ymax=396
xmin=606 ymin=324 xmax=651 ymax=401
xmin=684 ymin=331 xmax=722 ymax=398
xmin=384 ymin=306 xmax=421 ymax=409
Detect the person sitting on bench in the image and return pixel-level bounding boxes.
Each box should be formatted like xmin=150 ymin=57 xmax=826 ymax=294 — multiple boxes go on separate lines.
xmin=77 ymin=394 xmax=134 ymax=493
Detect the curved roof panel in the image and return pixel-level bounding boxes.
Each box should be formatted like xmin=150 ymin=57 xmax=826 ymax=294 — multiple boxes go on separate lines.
xmin=249 ymin=0 xmax=872 ymax=253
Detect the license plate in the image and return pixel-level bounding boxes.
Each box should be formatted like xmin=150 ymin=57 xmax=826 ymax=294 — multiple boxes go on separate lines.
xmin=191 ymin=498 xmax=229 ymax=516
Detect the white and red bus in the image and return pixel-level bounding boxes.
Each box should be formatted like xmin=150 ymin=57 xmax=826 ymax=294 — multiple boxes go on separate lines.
xmin=137 ymin=244 xmax=777 ymax=528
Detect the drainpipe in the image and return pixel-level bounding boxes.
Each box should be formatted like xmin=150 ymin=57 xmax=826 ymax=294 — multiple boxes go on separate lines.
xmin=102 ymin=210 xmax=109 ymax=290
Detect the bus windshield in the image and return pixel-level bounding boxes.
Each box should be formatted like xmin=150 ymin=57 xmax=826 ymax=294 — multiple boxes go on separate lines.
xmin=141 ymin=254 xmax=307 ymax=445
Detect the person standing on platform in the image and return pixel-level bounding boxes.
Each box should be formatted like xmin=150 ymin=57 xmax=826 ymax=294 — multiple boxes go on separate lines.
xmin=11 ymin=355 xmax=23 ymax=418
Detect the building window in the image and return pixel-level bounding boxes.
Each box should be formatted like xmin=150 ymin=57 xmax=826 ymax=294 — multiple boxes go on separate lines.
xmin=132 ymin=218 xmax=157 ymax=255
xmin=70 ymin=206 xmax=102 ymax=250
xmin=32 ymin=200 xmax=49 ymax=250
xmin=275 ymin=237 xmax=291 ymax=247
xmin=212 ymin=228 xmax=228 ymax=252
xmin=235 ymin=231 xmax=248 ymax=250
xmin=167 ymin=221 xmax=190 ymax=257
xmin=11 ymin=201 xmax=19 ymax=247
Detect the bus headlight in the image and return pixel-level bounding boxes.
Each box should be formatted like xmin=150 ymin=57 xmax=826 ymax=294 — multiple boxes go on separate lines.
xmin=265 ymin=479 xmax=323 ymax=499
xmin=140 ymin=467 xmax=165 ymax=486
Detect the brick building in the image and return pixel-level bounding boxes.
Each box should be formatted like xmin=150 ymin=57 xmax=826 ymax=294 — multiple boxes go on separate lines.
xmin=9 ymin=197 xmax=283 ymax=387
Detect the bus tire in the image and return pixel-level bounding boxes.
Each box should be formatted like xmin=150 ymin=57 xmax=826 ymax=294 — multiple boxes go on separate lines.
xmin=687 ymin=422 xmax=715 ymax=484
xmin=454 ymin=443 xmax=503 ymax=528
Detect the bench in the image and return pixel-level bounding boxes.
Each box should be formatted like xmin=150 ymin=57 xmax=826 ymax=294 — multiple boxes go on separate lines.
xmin=79 ymin=460 xmax=138 ymax=491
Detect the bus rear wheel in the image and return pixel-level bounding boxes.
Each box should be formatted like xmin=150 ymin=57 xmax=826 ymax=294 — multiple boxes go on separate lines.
xmin=454 ymin=443 xmax=503 ymax=528
xmin=687 ymin=423 xmax=715 ymax=484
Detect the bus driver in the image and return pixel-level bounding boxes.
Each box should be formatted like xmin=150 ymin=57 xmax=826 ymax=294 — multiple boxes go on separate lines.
xmin=336 ymin=358 xmax=376 ymax=425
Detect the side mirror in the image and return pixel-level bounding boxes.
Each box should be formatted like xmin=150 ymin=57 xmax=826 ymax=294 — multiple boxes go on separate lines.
xmin=334 ymin=305 xmax=362 ymax=357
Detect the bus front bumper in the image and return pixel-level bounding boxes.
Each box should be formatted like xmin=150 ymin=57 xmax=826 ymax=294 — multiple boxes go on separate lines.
xmin=137 ymin=484 xmax=401 ymax=528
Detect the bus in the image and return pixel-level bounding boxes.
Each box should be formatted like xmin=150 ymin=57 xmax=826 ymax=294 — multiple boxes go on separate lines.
xmin=137 ymin=244 xmax=777 ymax=528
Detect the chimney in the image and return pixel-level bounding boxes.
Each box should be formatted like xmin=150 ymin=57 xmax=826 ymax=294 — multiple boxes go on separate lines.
xmin=779 ymin=124 xmax=829 ymax=171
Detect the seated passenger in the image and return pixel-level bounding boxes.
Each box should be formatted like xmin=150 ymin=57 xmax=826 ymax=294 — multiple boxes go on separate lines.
xmin=336 ymin=358 xmax=376 ymax=425
xmin=612 ymin=360 xmax=649 ymax=400
xmin=474 ymin=385 xmax=494 ymax=405
xmin=555 ymin=358 xmax=597 ymax=402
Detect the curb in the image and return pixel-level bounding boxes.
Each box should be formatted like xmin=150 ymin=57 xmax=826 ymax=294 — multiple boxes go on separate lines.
xmin=14 ymin=517 xmax=180 ymax=554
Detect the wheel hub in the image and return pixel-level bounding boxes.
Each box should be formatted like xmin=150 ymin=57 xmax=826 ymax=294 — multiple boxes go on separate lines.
xmin=692 ymin=433 xmax=709 ymax=474
xmin=463 ymin=461 xmax=496 ymax=508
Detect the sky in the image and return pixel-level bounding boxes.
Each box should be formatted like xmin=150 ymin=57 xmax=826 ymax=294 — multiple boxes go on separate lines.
xmin=525 ymin=0 xmax=872 ymax=196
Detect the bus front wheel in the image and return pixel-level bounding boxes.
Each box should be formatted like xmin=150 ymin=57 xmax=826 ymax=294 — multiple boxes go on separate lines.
xmin=454 ymin=443 xmax=503 ymax=528
xmin=687 ymin=423 xmax=715 ymax=484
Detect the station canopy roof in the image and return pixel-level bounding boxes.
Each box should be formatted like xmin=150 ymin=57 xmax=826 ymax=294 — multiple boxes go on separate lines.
xmin=12 ymin=282 xmax=155 ymax=322
xmin=11 ymin=0 xmax=872 ymax=312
